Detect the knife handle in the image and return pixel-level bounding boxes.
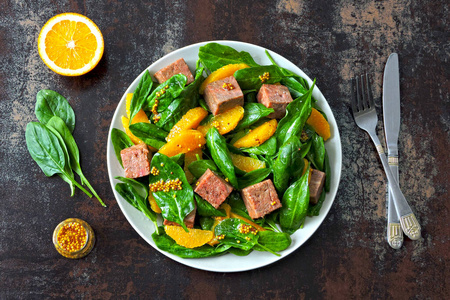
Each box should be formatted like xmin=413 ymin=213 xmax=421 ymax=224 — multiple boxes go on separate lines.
xmin=369 ymin=133 xmax=421 ymax=240
xmin=387 ymin=155 xmax=403 ymax=249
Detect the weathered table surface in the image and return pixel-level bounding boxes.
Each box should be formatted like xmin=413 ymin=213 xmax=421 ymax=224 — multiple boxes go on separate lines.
xmin=1 ymin=1 xmax=448 ymax=299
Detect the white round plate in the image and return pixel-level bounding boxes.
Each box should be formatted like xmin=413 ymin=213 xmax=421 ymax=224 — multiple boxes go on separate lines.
xmin=107 ymin=41 xmax=342 ymax=272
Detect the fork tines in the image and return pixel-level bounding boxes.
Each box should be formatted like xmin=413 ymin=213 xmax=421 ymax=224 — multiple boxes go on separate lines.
xmin=352 ymin=74 xmax=374 ymax=113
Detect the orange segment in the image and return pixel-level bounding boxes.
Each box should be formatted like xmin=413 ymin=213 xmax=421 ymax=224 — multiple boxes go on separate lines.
xmin=197 ymin=106 xmax=244 ymax=136
xmin=167 ymin=107 xmax=208 ymax=141
xmin=306 ymin=108 xmax=331 ymax=141
xmin=230 ymin=153 xmax=266 ymax=173
xmin=158 ymin=130 xmax=206 ymax=157
xmin=199 ymin=63 xmax=250 ymax=94
xmin=233 ymin=119 xmax=278 ymax=148
xmin=164 ymin=225 xmax=214 ymax=248
xmin=38 ymin=13 xmax=104 ymax=76
xmin=148 ymin=193 xmax=162 ymax=214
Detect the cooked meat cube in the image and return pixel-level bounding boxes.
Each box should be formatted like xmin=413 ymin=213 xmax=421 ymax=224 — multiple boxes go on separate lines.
xmin=309 ymin=169 xmax=326 ymax=204
xmin=164 ymin=206 xmax=196 ymax=228
xmin=194 ymin=169 xmax=233 ymax=208
xmin=203 ymin=76 xmax=244 ymax=115
xmin=257 ymin=84 xmax=293 ymax=119
xmin=120 ymin=143 xmax=152 ymax=178
xmin=241 ymin=179 xmax=282 ymax=219
xmin=154 ymin=58 xmax=194 ymax=85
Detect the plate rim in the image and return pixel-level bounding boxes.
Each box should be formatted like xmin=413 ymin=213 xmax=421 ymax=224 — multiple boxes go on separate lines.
xmin=106 ymin=40 xmax=342 ymax=272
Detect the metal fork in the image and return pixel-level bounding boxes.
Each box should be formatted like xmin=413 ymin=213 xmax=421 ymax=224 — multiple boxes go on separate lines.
xmin=352 ymin=74 xmax=421 ymax=241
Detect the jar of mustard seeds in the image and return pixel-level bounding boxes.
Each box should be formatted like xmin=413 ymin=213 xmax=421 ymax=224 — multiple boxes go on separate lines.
xmin=53 ymin=218 xmax=95 ymax=259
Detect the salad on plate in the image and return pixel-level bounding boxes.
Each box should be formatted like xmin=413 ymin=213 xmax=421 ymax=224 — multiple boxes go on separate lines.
xmin=110 ymin=42 xmax=333 ymax=259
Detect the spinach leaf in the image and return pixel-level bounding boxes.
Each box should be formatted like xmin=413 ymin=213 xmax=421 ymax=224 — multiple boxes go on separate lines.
xmin=307 ymin=190 xmax=326 ymax=217
xmin=214 ymin=218 xmax=258 ymax=251
xmin=129 ymin=122 xmax=167 ymax=149
xmin=198 ymin=43 xmax=259 ymax=72
xmin=227 ymin=192 xmax=248 ymax=213
xmin=281 ymin=77 xmax=309 ymax=99
xmin=324 ymin=150 xmax=331 ymax=192
xmin=170 ymin=153 xmax=185 ymax=166
xmin=199 ymin=217 xmax=215 ymax=230
xmin=47 ymin=116 xmax=105 ymax=206
xmin=234 ymin=65 xmax=299 ymax=90
xmin=115 ymin=176 xmax=149 ymax=199
xmin=25 ymin=122 xmax=91 ymax=197
xmin=129 ymin=70 xmax=154 ymax=124
xmin=149 ymin=153 xmax=195 ymax=231
xmin=35 ymin=89 xmax=76 ymax=133
xmin=228 ymin=248 xmax=253 ymax=256
xmin=155 ymin=68 xmax=203 ymax=131
xmin=195 ymin=194 xmax=226 ymax=217
xmin=299 ymin=139 xmax=312 ymax=158
xmin=115 ymin=182 xmax=161 ymax=234
xmin=275 ymin=80 xmax=315 ymax=146
xmin=306 ymin=133 xmax=325 ymax=171
xmin=238 ymin=168 xmax=272 ymax=189
xmin=187 ymin=159 xmax=218 ymax=178
xmin=234 ymin=103 xmax=274 ymax=132
xmin=272 ymin=136 xmax=304 ymax=194
xmin=146 ymin=74 xmax=187 ymax=113
xmin=152 ymin=229 xmax=229 ymax=258
xmin=206 ymin=127 xmax=238 ymax=188
xmin=241 ymin=135 xmax=277 ymax=156
xmin=254 ymin=231 xmax=291 ymax=252
xmin=111 ymin=128 xmax=134 ymax=167
xmin=279 ymin=165 xmax=310 ymax=235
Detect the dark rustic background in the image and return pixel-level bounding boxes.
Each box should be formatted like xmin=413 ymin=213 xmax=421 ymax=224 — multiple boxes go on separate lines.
xmin=1 ymin=0 xmax=448 ymax=299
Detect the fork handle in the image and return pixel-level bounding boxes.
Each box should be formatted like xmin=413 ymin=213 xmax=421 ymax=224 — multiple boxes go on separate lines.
xmin=369 ymin=133 xmax=421 ymax=240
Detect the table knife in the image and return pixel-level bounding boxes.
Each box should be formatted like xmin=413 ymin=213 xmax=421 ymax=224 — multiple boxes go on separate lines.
xmin=383 ymin=53 xmax=421 ymax=243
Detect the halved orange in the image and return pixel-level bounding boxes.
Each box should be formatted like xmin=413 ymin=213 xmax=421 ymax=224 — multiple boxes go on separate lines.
xmin=38 ymin=13 xmax=104 ymax=76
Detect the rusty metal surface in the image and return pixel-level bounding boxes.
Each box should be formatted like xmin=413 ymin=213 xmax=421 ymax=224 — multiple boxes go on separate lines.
xmin=0 ymin=0 xmax=448 ymax=298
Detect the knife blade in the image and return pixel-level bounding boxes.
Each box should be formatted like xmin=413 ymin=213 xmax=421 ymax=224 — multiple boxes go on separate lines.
xmin=383 ymin=53 xmax=421 ymax=245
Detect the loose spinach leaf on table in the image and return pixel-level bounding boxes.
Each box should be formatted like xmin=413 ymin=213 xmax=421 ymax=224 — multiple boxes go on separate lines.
xmin=234 ymin=103 xmax=274 ymax=132
xmin=129 ymin=122 xmax=167 ymax=149
xmin=275 ymin=80 xmax=315 ymax=146
xmin=198 ymin=43 xmax=259 ymax=72
xmin=25 ymin=122 xmax=91 ymax=197
xmin=206 ymin=127 xmax=238 ymax=189
xmin=111 ymin=128 xmax=134 ymax=167
xmin=115 ymin=181 xmax=161 ymax=234
xmin=279 ymin=165 xmax=310 ymax=235
xmin=152 ymin=229 xmax=230 ymax=258
xmin=129 ymin=70 xmax=154 ymax=124
xmin=149 ymin=153 xmax=196 ymax=232
xmin=146 ymin=74 xmax=187 ymax=113
xmin=238 ymin=168 xmax=272 ymax=189
xmin=35 ymin=89 xmax=76 ymax=133
xmin=272 ymin=135 xmax=304 ymax=195
xmin=47 ymin=116 xmax=105 ymax=206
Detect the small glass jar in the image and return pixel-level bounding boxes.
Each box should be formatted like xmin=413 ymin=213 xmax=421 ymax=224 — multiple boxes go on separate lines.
xmin=53 ymin=218 xmax=95 ymax=259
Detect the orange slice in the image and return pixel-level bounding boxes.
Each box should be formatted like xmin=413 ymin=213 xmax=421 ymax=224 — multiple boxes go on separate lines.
xmin=199 ymin=63 xmax=250 ymax=94
xmin=306 ymin=108 xmax=331 ymax=141
xmin=164 ymin=225 xmax=214 ymax=248
xmin=230 ymin=153 xmax=266 ymax=173
xmin=233 ymin=119 xmax=278 ymax=148
xmin=38 ymin=13 xmax=104 ymax=76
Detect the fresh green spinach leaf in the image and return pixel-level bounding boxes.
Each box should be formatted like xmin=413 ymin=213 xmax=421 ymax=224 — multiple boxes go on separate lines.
xmin=195 ymin=194 xmax=226 ymax=217
xmin=149 ymin=153 xmax=195 ymax=231
xmin=35 ymin=89 xmax=76 ymax=133
xmin=238 ymin=168 xmax=272 ymax=189
xmin=234 ymin=103 xmax=274 ymax=132
xmin=254 ymin=231 xmax=291 ymax=252
xmin=272 ymin=136 xmax=304 ymax=194
xmin=187 ymin=159 xmax=218 ymax=178
xmin=111 ymin=128 xmax=134 ymax=167
xmin=147 ymin=74 xmax=187 ymax=113
xmin=234 ymin=65 xmax=299 ymax=90
xmin=206 ymin=127 xmax=238 ymax=188
xmin=198 ymin=43 xmax=259 ymax=72
xmin=129 ymin=122 xmax=167 ymax=149
xmin=129 ymin=70 xmax=154 ymax=124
